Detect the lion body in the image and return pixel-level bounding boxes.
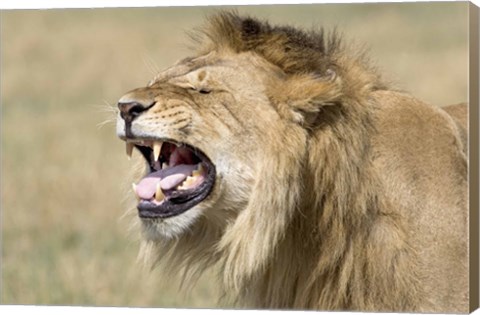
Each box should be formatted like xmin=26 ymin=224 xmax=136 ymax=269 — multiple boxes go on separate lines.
xmin=361 ymin=92 xmax=468 ymax=311
xmin=234 ymin=91 xmax=469 ymax=312
xmin=117 ymin=13 xmax=469 ymax=313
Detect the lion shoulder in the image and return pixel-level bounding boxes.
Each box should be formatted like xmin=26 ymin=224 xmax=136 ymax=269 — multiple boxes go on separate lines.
xmin=368 ymin=90 xmax=468 ymax=312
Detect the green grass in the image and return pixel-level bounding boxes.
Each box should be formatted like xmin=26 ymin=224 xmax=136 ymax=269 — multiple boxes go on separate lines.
xmin=1 ymin=2 xmax=469 ymax=308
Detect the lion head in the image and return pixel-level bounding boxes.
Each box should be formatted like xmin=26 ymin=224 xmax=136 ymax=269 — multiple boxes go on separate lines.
xmin=116 ymin=13 xmax=468 ymax=313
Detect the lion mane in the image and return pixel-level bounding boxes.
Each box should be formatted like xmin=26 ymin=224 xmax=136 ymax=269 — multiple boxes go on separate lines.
xmin=121 ymin=12 xmax=469 ymax=313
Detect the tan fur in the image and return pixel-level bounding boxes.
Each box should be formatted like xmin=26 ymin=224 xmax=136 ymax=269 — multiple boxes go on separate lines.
xmin=116 ymin=13 xmax=469 ymax=312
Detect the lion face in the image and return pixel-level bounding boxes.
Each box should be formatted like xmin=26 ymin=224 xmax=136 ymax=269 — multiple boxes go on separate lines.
xmin=116 ymin=52 xmax=292 ymax=239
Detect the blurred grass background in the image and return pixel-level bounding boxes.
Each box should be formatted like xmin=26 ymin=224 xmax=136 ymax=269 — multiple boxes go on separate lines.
xmin=1 ymin=2 xmax=469 ymax=308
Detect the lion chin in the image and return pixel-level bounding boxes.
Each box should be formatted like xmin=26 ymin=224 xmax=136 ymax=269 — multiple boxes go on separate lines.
xmin=115 ymin=12 xmax=469 ymax=313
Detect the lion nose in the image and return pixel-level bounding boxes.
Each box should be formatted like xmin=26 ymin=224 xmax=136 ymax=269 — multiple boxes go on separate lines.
xmin=117 ymin=101 xmax=148 ymax=121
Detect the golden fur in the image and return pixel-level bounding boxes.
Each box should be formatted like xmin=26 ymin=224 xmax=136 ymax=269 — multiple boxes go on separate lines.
xmin=117 ymin=13 xmax=469 ymax=312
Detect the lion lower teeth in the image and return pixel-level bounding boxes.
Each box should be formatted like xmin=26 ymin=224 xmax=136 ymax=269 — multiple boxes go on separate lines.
xmin=155 ymin=182 xmax=164 ymax=201
xmin=185 ymin=176 xmax=195 ymax=185
xmin=177 ymin=175 xmax=198 ymax=190
xmin=132 ymin=183 xmax=140 ymax=201
xmin=193 ymin=164 xmax=205 ymax=176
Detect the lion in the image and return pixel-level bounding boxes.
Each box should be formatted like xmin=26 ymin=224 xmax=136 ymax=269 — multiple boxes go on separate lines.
xmin=115 ymin=12 xmax=469 ymax=313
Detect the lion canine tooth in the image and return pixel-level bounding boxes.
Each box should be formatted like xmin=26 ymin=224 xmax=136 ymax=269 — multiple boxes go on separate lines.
xmin=153 ymin=141 xmax=163 ymax=162
xmin=126 ymin=143 xmax=134 ymax=160
xmin=162 ymin=162 xmax=169 ymax=169
xmin=132 ymin=183 xmax=139 ymax=201
xmin=155 ymin=182 xmax=164 ymax=201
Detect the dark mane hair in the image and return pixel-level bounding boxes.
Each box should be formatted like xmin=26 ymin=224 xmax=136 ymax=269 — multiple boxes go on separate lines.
xmin=197 ymin=12 xmax=343 ymax=75
xmin=195 ymin=11 xmax=385 ymax=94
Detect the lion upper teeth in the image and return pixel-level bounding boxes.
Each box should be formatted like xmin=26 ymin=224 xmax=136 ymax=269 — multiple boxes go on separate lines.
xmin=126 ymin=143 xmax=134 ymax=159
xmin=153 ymin=141 xmax=163 ymax=162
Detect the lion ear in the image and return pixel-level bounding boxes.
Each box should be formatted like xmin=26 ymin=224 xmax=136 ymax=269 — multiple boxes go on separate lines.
xmin=269 ymin=70 xmax=343 ymax=125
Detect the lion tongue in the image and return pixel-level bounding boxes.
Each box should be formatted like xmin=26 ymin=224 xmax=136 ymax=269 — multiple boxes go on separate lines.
xmin=135 ymin=164 xmax=197 ymax=200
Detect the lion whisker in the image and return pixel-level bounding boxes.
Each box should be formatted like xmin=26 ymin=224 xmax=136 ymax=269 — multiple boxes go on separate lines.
xmin=142 ymin=53 xmax=161 ymax=77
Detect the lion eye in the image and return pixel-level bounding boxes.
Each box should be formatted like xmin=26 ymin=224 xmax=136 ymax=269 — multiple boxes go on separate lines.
xmin=198 ymin=88 xmax=211 ymax=94
xmin=189 ymin=86 xmax=211 ymax=94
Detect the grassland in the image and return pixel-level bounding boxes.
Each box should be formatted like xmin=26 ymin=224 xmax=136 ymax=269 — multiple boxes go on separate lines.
xmin=1 ymin=2 xmax=469 ymax=308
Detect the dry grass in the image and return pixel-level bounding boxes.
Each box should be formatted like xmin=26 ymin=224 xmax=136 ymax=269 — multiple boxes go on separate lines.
xmin=1 ymin=3 xmax=469 ymax=308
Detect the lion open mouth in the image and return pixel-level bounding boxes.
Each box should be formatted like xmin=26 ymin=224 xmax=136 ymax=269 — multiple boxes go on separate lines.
xmin=126 ymin=140 xmax=216 ymax=219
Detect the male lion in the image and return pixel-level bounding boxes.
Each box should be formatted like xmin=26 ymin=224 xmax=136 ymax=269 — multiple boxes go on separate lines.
xmin=115 ymin=13 xmax=469 ymax=313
